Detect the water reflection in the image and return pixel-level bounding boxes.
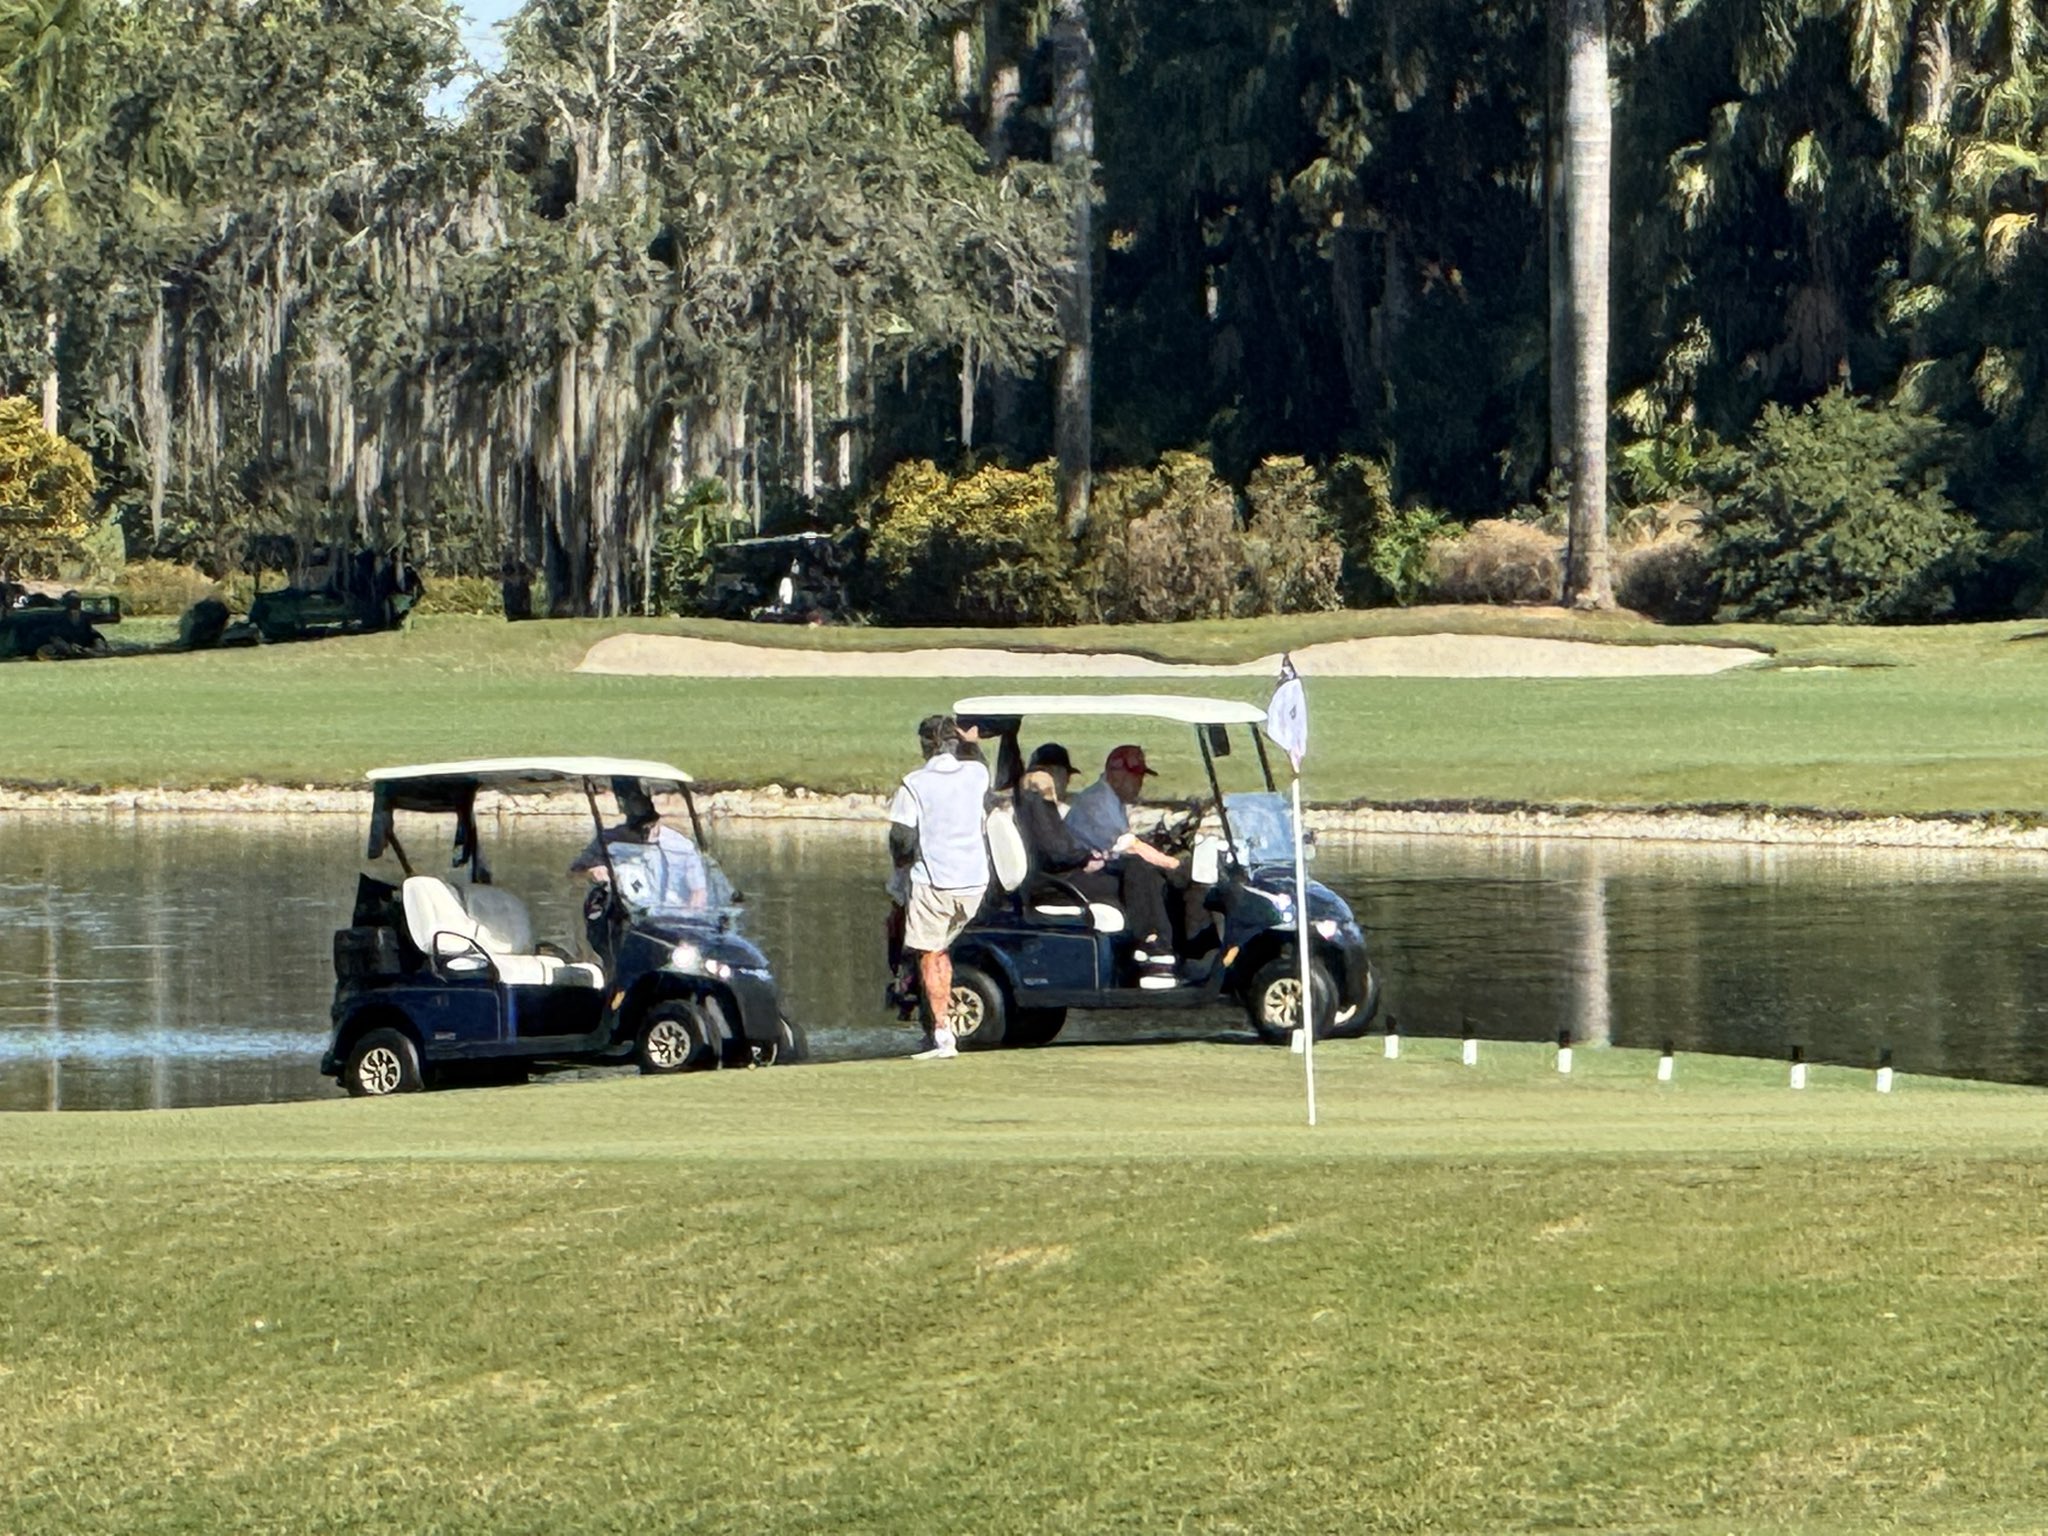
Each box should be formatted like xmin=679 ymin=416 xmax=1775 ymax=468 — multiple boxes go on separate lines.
xmin=6 ymin=815 xmax=2048 ymax=1110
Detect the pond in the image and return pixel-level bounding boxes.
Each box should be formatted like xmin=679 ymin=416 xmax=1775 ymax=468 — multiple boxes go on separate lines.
xmin=5 ymin=814 xmax=2048 ymax=1111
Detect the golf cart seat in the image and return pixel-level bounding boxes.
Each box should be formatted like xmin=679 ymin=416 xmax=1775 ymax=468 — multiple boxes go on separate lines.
xmin=401 ymin=877 xmax=603 ymax=989
xmin=1021 ymin=875 xmax=1125 ymax=935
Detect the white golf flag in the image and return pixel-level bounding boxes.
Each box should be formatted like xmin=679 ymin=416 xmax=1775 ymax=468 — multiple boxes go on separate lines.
xmin=1266 ymin=654 xmax=1308 ymax=770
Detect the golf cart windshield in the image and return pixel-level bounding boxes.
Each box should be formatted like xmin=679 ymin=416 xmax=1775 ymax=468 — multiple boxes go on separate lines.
xmin=604 ymin=825 xmax=738 ymax=918
xmin=1223 ymin=792 xmax=1300 ymax=868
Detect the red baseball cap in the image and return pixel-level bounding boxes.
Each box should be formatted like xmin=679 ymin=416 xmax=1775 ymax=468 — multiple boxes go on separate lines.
xmin=1105 ymin=744 xmax=1157 ymax=778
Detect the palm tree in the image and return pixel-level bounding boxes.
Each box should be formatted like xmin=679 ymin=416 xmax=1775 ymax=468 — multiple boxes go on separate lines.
xmin=1560 ymin=0 xmax=1615 ymax=608
xmin=1051 ymin=0 xmax=1094 ymax=537
xmin=0 ymin=0 xmax=98 ymax=433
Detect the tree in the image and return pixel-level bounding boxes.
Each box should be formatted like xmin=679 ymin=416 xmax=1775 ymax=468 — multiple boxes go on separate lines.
xmin=1559 ymin=0 xmax=1616 ymax=608
xmin=1050 ymin=0 xmax=1094 ymax=536
xmin=0 ymin=0 xmax=101 ymax=433
xmin=0 ymin=392 xmax=91 ymax=574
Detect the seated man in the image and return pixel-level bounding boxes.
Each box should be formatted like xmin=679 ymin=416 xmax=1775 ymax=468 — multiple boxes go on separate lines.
xmin=570 ymin=778 xmax=709 ymax=915
xmin=1018 ymin=743 xmax=1176 ymax=988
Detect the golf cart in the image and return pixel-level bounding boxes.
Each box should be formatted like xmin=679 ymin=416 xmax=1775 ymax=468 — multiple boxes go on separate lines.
xmin=321 ymin=757 xmax=802 ymax=1096
xmin=907 ymin=694 xmax=1377 ymax=1049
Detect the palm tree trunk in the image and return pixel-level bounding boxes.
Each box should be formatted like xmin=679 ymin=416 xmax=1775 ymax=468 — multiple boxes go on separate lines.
xmin=1051 ymin=0 xmax=1094 ymax=538
xmin=1561 ymin=0 xmax=1615 ymax=609
xmin=1546 ymin=0 xmax=1571 ymax=483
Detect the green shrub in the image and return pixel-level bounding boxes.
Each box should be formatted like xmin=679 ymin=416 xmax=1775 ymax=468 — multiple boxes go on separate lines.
xmin=1320 ymin=456 xmax=1452 ymax=606
xmin=653 ymin=479 xmax=745 ymax=614
xmin=1081 ymin=453 xmax=1243 ymax=623
xmin=1703 ymin=389 xmax=1982 ymax=622
xmin=1366 ymin=505 xmax=1454 ymax=606
xmin=115 ymin=560 xmax=224 ymax=616
xmin=866 ymin=460 xmax=1079 ymax=625
xmin=1241 ymin=456 xmax=1343 ymax=616
xmin=413 ymin=575 xmax=503 ymax=616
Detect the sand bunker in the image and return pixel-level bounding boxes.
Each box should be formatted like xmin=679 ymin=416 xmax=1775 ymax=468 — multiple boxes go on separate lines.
xmin=578 ymin=631 xmax=1767 ymax=680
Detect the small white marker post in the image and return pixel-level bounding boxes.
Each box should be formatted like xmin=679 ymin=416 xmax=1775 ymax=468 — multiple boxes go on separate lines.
xmin=1556 ymin=1028 xmax=1574 ymax=1075
xmin=1462 ymin=1035 xmax=1479 ymax=1067
xmin=1790 ymin=1045 xmax=1807 ymax=1091
xmin=1290 ymin=1028 xmax=1306 ymax=1055
xmin=1384 ymin=1015 xmax=1401 ymax=1060
xmin=1876 ymin=1047 xmax=1894 ymax=1094
xmin=1656 ymin=1039 xmax=1675 ymax=1083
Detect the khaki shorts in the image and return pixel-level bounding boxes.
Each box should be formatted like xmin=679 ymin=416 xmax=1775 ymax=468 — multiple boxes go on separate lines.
xmin=903 ymin=883 xmax=983 ymax=953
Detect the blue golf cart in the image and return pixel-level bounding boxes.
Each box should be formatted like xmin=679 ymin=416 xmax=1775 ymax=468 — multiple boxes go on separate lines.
xmin=322 ymin=757 xmax=801 ymax=1096
xmin=913 ymin=694 xmax=1378 ymax=1049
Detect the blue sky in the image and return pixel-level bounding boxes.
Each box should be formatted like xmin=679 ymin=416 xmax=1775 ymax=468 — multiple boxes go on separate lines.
xmin=455 ymin=0 xmax=520 ymax=72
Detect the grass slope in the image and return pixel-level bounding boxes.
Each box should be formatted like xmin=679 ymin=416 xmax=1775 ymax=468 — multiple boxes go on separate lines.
xmin=6 ymin=611 xmax=2048 ymax=815
xmin=4 ymin=1043 xmax=2047 ymax=1534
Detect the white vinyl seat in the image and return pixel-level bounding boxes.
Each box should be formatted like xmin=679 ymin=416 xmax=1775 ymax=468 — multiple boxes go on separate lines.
xmin=401 ymin=877 xmax=603 ymax=989
xmin=1025 ymin=894 xmax=1126 ymax=934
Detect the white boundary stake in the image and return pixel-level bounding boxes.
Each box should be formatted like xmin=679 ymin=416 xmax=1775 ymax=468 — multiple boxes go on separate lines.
xmin=1876 ymin=1047 xmax=1895 ymax=1094
xmin=1656 ymin=1039 xmax=1675 ymax=1082
xmin=1556 ymin=1028 xmax=1574 ymax=1075
xmin=1790 ymin=1045 xmax=1807 ymax=1091
xmin=1293 ymin=776 xmax=1316 ymax=1127
xmin=1461 ymin=1034 xmax=1478 ymax=1067
xmin=1384 ymin=1014 xmax=1401 ymax=1060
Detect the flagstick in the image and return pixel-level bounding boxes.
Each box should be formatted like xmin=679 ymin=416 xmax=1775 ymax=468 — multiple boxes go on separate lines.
xmin=1293 ymin=775 xmax=1315 ymax=1127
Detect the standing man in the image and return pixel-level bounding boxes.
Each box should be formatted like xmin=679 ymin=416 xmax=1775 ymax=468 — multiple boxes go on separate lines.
xmin=889 ymin=716 xmax=991 ymax=1060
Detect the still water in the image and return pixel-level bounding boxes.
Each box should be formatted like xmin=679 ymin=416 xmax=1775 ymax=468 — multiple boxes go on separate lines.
xmin=6 ymin=813 xmax=2048 ymax=1111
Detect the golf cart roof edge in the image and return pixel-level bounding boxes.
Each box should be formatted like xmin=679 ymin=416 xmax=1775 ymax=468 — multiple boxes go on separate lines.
xmin=951 ymin=694 xmax=1269 ymax=726
xmin=367 ymin=756 xmax=693 ymax=787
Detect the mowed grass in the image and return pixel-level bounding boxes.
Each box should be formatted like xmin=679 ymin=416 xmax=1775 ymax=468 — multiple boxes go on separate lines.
xmin=4 ymin=1042 xmax=2048 ymax=1535
xmin=9 ymin=610 xmax=2048 ymax=814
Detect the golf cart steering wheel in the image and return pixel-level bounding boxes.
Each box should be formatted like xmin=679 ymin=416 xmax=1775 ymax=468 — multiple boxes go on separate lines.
xmin=1146 ymin=797 xmax=1207 ymax=858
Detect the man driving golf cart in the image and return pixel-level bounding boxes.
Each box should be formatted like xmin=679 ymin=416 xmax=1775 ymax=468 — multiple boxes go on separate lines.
xmin=321 ymin=757 xmax=798 ymax=1096
xmin=888 ymin=695 xmax=1378 ymax=1050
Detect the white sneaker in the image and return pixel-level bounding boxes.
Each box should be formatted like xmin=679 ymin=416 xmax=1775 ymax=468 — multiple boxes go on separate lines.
xmin=912 ymin=1029 xmax=958 ymax=1060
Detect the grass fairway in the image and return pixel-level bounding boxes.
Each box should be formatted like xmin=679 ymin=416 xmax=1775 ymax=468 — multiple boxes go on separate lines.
xmin=5 ymin=1042 xmax=2046 ymax=1534
xmin=9 ymin=610 xmax=2048 ymax=815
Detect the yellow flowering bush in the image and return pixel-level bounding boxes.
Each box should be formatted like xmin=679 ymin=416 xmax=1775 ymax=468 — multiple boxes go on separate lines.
xmin=0 ymin=397 xmax=95 ymax=578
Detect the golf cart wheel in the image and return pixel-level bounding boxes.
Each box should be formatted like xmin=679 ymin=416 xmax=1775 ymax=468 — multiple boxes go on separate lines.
xmin=345 ymin=1028 xmax=423 ymax=1097
xmin=1009 ymin=1007 xmax=1067 ymax=1048
xmin=946 ymin=963 xmax=1009 ymax=1050
xmin=1247 ymin=956 xmax=1337 ymax=1045
xmin=636 ymin=1000 xmax=722 ymax=1074
xmin=755 ymin=1018 xmax=808 ymax=1067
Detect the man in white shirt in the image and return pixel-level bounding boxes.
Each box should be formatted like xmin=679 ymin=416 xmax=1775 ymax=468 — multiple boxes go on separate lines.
xmin=888 ymin=717 xmax=991 ymax=1059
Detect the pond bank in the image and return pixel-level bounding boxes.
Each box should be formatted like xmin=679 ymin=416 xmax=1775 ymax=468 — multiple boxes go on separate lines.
xmin=5 ymin=782 xmax=2048 ymax=851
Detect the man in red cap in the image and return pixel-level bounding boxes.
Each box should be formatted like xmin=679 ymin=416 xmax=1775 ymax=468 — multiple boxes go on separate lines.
xmin=1067 ymin=744 xmax=1185 ymax=987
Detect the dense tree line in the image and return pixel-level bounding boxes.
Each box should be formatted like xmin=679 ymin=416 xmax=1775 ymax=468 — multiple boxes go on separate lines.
xmin=3 ymin=0 xmax=2047 ymax=621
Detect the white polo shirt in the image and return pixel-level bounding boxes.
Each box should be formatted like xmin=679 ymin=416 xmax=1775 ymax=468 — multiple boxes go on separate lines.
xmin=889 ymin=755 xmax=992 ymax=892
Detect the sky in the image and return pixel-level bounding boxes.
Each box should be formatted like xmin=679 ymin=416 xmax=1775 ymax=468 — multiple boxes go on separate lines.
xmin=455 ymin=0 xmax=520 ymax=73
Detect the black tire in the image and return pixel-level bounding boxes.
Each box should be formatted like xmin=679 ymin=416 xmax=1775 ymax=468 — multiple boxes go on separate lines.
xmin=636 ymin=999 xmax=723 ymax=1074
xmin=1246 ymin=955 xmax=1337 ymax=1045
xmin=1009 ymin=1006 xmax=1067 ymax=1048
xmin=945 ymin=962 xmax=1009 ymax=1050
xmin=755 ymin=1017 xmax=808 ymax=1066
xmin=344 ymin=1027 xmax=423 ymax=1097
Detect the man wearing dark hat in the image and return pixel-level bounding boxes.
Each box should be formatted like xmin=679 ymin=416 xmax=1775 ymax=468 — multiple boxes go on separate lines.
xmin=570 ymin=778 xmax=709 ymax=912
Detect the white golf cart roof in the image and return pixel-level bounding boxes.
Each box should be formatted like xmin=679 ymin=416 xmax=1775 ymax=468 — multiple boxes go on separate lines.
xmin=952 ymin=693 xmax=1268 ymax=726
xmin=368 ymin=756 xmax=693 ymax=789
